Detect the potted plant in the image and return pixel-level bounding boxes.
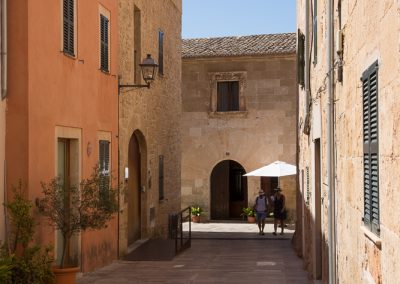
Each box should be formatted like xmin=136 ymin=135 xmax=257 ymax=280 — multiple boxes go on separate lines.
xmin=37 ymin=167 xmax=119 ymax=284
xmin=241 ymin=207 xmax=256 ymax=223
xmin=191 ymin=206 xmax=203 ymax=223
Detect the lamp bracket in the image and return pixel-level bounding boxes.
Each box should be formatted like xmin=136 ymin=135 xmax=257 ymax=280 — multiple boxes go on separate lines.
xmin=118 ymin=83 xmax=150 ymax=90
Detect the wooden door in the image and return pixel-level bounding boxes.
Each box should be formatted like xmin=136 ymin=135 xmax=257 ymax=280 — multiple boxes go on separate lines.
xmin=211 ymin=161 xmax=230 ymax=219
xmin=128 ymin=134 xmax=141 ymax=245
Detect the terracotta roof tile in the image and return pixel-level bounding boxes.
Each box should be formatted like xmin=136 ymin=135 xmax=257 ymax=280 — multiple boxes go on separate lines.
xmin=182 ymin=33 xmax=296 ymax=59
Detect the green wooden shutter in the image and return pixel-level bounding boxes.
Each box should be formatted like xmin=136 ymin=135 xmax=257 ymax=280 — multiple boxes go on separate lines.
xmin=297 ymin=29 xmax=305 ymax=87
xmin=100 ymin=15 xmax=109 ymax=72
xmin=313 ymin=0 xmax=317 ymax=64
xmin=63 ymin=0 xmax=74 ymax=55
xmin=362 ymin=61 xmax=379 ymax=235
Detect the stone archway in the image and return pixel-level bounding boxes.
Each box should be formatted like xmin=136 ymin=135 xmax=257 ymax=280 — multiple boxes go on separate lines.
xmin=127 ymin=130 xmax=147 ymax=245
xmin=210 ymin=160 xmax=248 ymax=220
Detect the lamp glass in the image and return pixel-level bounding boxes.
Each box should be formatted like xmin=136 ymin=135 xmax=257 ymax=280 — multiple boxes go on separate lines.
xmin=142 ymin=66 xmax=156 ymax=82
xmin=140 ymin=54 xmax=158 ymax=84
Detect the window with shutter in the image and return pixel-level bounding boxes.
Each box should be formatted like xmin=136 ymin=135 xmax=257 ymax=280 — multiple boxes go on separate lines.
xmin=100 ymin=14 xmax=109 ymax=72
xmin=158 ymin=31 xmax=164 ymax=75
xmin=99 ymin=140 xmax=110 ymax=198
xmin=362 ymin=61 xmax=380 ymax=236
xmin=217 ymin=81 xmax=239 ymax=112
xmin=63 ymin=0 xmax=74 ymax=56
xmin=312 ymin=0 xmax=317 ymax=65
xmin=297 ymin=29 xmax=305 ymax=87
xmin=159 ymin=155 xmax=164 ymax=200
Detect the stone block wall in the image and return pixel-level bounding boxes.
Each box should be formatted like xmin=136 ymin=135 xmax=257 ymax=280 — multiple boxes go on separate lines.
xmin=118 ymin=0 xmax=182 ymax=254
xmin=297 ymin=0 xmax=400 ymax=282
xmin=181 ymin=55 xmax=297 ymax=220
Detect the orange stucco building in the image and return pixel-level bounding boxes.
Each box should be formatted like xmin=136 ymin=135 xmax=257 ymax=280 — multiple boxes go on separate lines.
xmin=7 ymin=0 xmax=118 ymax=272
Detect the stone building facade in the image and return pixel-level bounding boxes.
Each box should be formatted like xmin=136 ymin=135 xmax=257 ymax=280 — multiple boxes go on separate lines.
xmin=296 ymin=0 xmax=400 ymax=283
xmin=117 ymin=0 xmax=182 ymax=255
xmin=7 ymin=0 xmax=119 ymax=272
xmin=181 ymin=34 xmax=297 ymax=221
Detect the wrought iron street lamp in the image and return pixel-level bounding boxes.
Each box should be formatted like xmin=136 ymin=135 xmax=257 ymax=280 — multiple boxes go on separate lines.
xmin=118 ymin=54 xmax=158 ymax=90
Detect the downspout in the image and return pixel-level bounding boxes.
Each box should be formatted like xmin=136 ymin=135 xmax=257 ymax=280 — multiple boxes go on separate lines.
xmin=1 ymin=0 xmax=7 ymax=99
xmin=302 ymin=0 xmax=310 ymax=257
xmin=1 ymin=0 xmax=7 ymax=244
xmin=327 ymin=0 xmax=336 ymax=283
xmin=304 ymin=0 xmax=310 ymax=122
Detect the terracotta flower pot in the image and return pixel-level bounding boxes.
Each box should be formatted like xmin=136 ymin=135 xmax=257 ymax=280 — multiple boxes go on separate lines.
xmin=247 ymin=216 xmax=256 ymax=223
xmin=192 ymin=215 xmax=200 ymax=223
xmin=53 ymin=266 xmax=80 ymax=284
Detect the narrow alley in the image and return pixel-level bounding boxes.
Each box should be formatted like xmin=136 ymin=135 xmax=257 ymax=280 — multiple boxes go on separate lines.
xmin=77 ymin=222 xmax=310 ymax=284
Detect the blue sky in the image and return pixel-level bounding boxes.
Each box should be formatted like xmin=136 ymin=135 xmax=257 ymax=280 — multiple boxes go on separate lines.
xmin=182 ymin=0 xmax=296 ymax=39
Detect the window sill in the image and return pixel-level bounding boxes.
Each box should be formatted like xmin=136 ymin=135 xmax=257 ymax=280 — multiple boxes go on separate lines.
xmin=61 ymin=50 xmax=76 ymax=59
xmin=99 ymin=68 xmax=110 ymax=75
xmin=208 ymin=111 xmax=248 ymax=118
xmin=361 ymin=225 xmax=382 ymax=249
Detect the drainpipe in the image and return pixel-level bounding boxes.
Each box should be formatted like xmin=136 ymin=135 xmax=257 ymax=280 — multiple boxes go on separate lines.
xmin=1 ymin=0 xmax=7 ymax=99
xmin=327 ymin=0 xmax=336 ymax=283
xmin=302 ymin=0 xmax=310 ymax=258
xmin=304 ymin=0 xmax=310 ymax=122
xmin=1 ymin=0 xmax=7 ymax=245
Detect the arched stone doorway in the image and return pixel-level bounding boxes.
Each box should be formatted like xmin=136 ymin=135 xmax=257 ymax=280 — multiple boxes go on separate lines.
xmin=127 ymin=130 xmax=147 ymax=245
xmin=210 ymin=160 xmax=248 ymax=220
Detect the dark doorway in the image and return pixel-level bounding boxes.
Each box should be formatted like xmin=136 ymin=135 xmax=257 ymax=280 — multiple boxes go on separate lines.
xmin=261 ymin=176 xmax=278 ymax=201
xmin=128 ymin=132 xmax=141 ymax=245
xmin=314 ymin=139 xmax=322 ymax=280
xmin=210 ymin=160 xmax=247 ymax=219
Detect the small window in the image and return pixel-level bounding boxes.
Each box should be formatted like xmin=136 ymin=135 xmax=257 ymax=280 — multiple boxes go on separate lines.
xmin=99 ymin=140 xmax=110 ymax=197
xmin=63 ymin=0 xmax=75 ymax=56
xmin=362 ymin=61 xmax=379 ymax=236
xmin=100 ymin=14 xmax=110 ymax=72
xmin=158 ymin=30 xmax=164 ymax=75
xmin=159 ymin=155 xmax=164 ymax=200
xmin=217 ymin=81 xmax=239 ymax=112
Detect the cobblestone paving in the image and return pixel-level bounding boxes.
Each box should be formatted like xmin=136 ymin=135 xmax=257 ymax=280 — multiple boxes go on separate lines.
xmin=78 ymin=222 xmax=310 ymax=284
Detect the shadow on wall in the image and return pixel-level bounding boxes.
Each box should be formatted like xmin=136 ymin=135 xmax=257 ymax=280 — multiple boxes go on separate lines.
xmin=292 ymin=169 xmax=328 ymax=281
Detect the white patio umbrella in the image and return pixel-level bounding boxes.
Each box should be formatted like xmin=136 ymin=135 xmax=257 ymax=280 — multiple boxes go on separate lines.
xmin=244 ymin=160 xmax=297 ymax=187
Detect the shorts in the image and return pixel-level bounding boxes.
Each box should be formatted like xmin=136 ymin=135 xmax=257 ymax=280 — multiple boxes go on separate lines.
xmin=256 ymin=212 xmax=267 ymax=221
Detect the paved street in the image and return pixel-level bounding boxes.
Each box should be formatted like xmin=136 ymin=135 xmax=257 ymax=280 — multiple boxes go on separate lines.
xmin=78 ymin=222 xmax=310 ymax=284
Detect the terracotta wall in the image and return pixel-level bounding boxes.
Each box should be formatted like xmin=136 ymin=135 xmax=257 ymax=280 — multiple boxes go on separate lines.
xmin=296 ymin=0 xmax=400 ymax=282
xmin=7 ymin=0 xmax=118 ymax=272
xmin=181 ymin=55 xmax=297 ymax=220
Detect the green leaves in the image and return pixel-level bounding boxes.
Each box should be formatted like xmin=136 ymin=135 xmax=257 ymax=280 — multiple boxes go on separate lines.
xmin=37 ymin=166 xmax=119 ymax=268
xmin=240 ymin=207 xmax=255 ymax=217
xmin=5 ymin=184 xmax=35 ymax=251
xmin=191 ymin=206 xmax=203 ymax=217
xmin=2 ymin=184 xmax=54 ymax=283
